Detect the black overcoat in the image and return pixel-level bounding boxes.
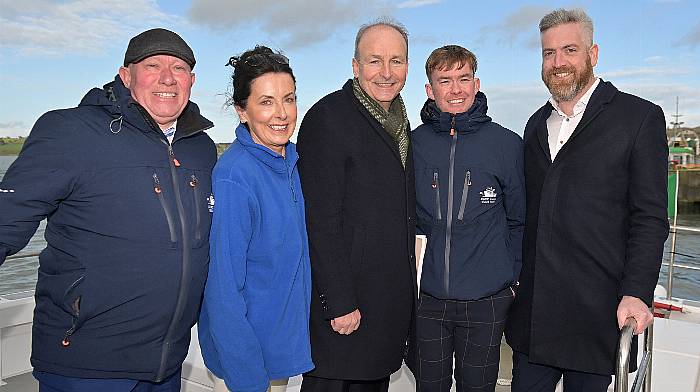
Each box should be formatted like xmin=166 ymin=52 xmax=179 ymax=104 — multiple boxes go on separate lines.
xmin=505 ymin=80 xmax=669 ymax=375
xmin=297 ymin=80 xmax=417 ymax=380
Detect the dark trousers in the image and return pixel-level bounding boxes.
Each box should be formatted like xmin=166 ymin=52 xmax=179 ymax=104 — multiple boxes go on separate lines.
xmin=413 ymin=288 xmax=513 ymax=392
xmin=35 ymin=368 xmax=182 ymax=392
xmin=300 ymin=375 xmax=390 ymax=392
xmin=511 ymin=351 xmax=612 ymax=392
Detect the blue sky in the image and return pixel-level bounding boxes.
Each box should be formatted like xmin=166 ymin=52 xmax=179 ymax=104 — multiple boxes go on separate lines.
xmin=1 ymin=0 xmax=698 ymax=142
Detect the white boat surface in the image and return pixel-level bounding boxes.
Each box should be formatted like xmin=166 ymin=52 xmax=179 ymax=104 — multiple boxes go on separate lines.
xmin=1 ymin=287 xmax=699 ymax=392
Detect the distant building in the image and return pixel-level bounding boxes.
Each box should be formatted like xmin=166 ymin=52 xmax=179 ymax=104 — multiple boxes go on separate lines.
xmin=668 ymin=127 xmax=699 ymax=168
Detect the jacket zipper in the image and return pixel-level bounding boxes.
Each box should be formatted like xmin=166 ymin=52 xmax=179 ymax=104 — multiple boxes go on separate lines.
xmin=156 ymin=141 xmax=192 ymax=381
xmin=444 ymin=115 xmax=457 ymax=295
xmin=457 ymin=170 xmax=471 ymax=221
xmin=61 ymin=296 xmax=81 ymax=347
xmin=432 ymin=171 xmax=441 ymax=221
xmin=189 ymin=174 xmax=202 ymax=241
xmin=153 ymin=173 xmax=177 ymax=242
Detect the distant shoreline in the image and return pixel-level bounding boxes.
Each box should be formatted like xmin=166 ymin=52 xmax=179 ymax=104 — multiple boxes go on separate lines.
xmin=0 ymin=138 xmax=230 ymax=156
xmin=0 ymin=137 xmax=24 ymax=156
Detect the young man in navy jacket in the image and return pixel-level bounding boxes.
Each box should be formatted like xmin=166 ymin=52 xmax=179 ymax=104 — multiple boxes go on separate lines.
xmin=410 ymin=45 xmax=525 ymax=392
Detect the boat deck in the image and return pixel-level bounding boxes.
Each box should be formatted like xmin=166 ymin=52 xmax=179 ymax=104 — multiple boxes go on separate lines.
xmin=0 ymin=342 xmax=516 ymax=392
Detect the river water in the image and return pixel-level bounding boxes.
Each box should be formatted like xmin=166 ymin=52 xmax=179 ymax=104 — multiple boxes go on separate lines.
xmin=1 ymin=155 xmax=700 ymax=300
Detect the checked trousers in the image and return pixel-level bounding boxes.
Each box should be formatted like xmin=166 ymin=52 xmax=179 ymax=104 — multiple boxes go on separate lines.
xmin=413 ymin=288 xmax=513 ymax=392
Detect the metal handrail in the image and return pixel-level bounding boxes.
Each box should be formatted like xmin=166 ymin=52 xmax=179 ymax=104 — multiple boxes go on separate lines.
xmin=615 ymin=317 xmax=654 ymax=392
xmin=616 ymin=318 xmax=636 ymax=392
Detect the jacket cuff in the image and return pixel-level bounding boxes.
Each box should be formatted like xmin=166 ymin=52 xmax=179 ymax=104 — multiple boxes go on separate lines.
xmin=317 ymin=291 xmax=358 ymax=320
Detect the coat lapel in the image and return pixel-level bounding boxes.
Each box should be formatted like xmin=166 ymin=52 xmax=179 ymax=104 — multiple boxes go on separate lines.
xmin=535 ymin=103 xmax=553 ymax=162
xmin=567 ymin=80 xmax=618 ymax=145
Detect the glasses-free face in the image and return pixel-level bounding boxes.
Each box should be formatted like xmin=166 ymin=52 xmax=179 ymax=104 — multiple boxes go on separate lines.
xmin=235 ymin=72 xmax=297 ymax=157
xmin=352 ymin=25 xmax=408 ymax=111
xmin=118 ymin=54 xmax=195 ymax=130
xmin=540 ymin=22 xmax=598 ymax=104
xmin=427 ymin=64 xmax=480 ymax=115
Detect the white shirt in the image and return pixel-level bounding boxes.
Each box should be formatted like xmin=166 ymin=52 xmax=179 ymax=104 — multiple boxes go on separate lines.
xmin=546 ymin=78 xmax=600 ymax=161
xmin=163 ymin=120 xmax=177 ymax=144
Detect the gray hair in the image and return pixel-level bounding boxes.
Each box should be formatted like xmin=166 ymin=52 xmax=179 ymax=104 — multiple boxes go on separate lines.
xmin=539 ymin=8 xmax=594 ymax=47
xmin=354 ymin=17 xmax=409 ymax=60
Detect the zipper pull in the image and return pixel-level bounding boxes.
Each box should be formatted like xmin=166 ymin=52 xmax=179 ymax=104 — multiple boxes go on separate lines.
xmin=432 ymin=172 xmax=438 ymax=188
xmin=450 ymin=115 xmax=456 ymax=136
xmin=153 ymin=173 xmax=162 ymax=194
xmin=169 ymin=147 xmax=181 ymax=167
xmin=62 ymin=297 xmax=80 ymax=347
xmin=189 ymin=174 xmax=198 ymax=188
xmin=467 ymin=170 xmax=471 ymax=186
xmin=61 ymin=330 xmax=74 ymax=347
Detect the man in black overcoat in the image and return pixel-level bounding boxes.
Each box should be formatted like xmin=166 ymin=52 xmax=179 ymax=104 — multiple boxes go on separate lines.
xmin=296 ymin=19 xmax=417 ymax=392
xmin=505 ymin=8 xmax=669 ymax=392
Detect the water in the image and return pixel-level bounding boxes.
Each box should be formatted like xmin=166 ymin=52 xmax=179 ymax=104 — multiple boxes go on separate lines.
xmin=1 ymin=155 xmax=700 ymax=300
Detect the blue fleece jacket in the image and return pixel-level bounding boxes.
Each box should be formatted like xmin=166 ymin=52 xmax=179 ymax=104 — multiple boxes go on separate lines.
xmin=413 ymin=92 xmax=525 ymax=300
xmin=198 ymin=124 xmax=314 ymax=392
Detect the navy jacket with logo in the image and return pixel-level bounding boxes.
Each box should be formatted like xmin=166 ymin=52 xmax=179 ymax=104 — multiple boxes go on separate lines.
xmin=0 ymin=76 xmax=216 ymax=381
xmin=412 ymin=92 xmax=525 ymax=300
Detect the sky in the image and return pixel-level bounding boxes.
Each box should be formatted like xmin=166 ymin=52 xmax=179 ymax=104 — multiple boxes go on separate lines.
xmin=1 ymin=0 xmax=699 ymax=142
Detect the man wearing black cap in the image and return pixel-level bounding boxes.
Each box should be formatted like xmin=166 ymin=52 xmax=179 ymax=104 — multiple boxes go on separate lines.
xmin=0 ymin=28 xmax=216 ymax=392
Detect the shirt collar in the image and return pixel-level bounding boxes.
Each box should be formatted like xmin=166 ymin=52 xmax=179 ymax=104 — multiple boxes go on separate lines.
xmin=549 ymin=77 xmax=600 ymax=117
xmin=163 ymin=120 xmax=177 ymax=139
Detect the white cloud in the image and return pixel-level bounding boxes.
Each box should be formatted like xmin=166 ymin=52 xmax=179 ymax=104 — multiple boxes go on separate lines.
xmin=620 ymin=83 xmax=700 ymax=128
xmin=475 ymin=5 xmax=550 ymax=49
xmin=599 ymin=66 xmax=690 ymax=79
xmin=0 ymin=121 xmax=29 ymax=137
xmin=674 ymin=22 xmax=700 ymax=49
xmin=644 ymin=56 xmax=664 ymax=63
xmin=187 ymin=0 xmax=393 ymax=49
xmin=397 ymin=0 xmax=442 ymax=8
xmin=0 ymin=0 xmax=173 ymax=56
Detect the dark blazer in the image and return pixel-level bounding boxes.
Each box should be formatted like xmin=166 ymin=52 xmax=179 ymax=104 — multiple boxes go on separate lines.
xmin=297 ymin=80 xmax=417 ymax=380
xmin=505 ymin=80 xmax=669 ymax=375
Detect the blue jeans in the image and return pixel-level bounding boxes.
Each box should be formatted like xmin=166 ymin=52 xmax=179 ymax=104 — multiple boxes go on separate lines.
xmin=35 ymin=368 xmax=181 ymax=392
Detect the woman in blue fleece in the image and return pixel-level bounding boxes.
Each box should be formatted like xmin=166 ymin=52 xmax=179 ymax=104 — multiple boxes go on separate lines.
xmin=198 ymin=46 xmax=314 ymax=392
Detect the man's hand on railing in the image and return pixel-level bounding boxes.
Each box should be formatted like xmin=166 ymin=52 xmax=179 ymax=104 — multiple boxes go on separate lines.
xmin=617 ymin=296 xmax=653 ymax=334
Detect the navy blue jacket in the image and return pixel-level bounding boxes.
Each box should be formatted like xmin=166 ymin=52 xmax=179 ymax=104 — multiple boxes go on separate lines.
xmin=0 ymin=76 xmax=216 ymax=381
xmin=412 ymin=92 xmax=525 ymax=300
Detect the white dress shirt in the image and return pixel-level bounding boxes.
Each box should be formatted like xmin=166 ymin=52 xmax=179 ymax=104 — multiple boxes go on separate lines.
xmin=546 ymin=78 xmax=600 ymax=161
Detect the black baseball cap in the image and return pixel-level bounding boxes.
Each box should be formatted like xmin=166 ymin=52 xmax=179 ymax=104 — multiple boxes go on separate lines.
xmin=123 ymin=28 xmax=196 ymax=69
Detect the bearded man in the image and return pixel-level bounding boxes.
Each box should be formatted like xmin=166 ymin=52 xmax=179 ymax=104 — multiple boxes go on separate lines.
xmin=505 ymin=8 xmax=669 ymax=392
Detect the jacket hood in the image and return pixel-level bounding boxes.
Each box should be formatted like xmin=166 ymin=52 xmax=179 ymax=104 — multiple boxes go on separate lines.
xmin=235 ymin=122 xmax=298 ymax=174
xmin=78 ymin=75 xmax=212 ymax=138
xmin=420 ymin=91 xmax=491 ymax=134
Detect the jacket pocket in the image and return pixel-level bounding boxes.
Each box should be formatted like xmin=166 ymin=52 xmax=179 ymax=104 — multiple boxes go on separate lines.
xmin=454 ymin=168 xmax=502 ymax=225
xmin=432 ymin=171 xmax=441 ymax=223
xmin=152 ymin=172 xmax=176 ymax=243
xmin=189 ymin=174 xmax=201 ymax=242
xmin=457 ymin=170 xmax=471 ymax=221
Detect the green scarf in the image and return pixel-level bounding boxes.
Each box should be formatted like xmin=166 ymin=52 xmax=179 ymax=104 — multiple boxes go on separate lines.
xmin=352 ymin=78 xmax=409 ymax=168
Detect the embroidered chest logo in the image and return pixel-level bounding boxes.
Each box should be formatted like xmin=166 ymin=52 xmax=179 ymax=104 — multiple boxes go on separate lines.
xmin=207 ymin=194 xmax=215 ymax=213
xmin=480 ymin=187 xmax=497 ymax=204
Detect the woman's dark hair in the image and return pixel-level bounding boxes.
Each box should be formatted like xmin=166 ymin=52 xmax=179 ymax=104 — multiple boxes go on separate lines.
xmin=225 ymin=45 xmax=295 ymax=109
